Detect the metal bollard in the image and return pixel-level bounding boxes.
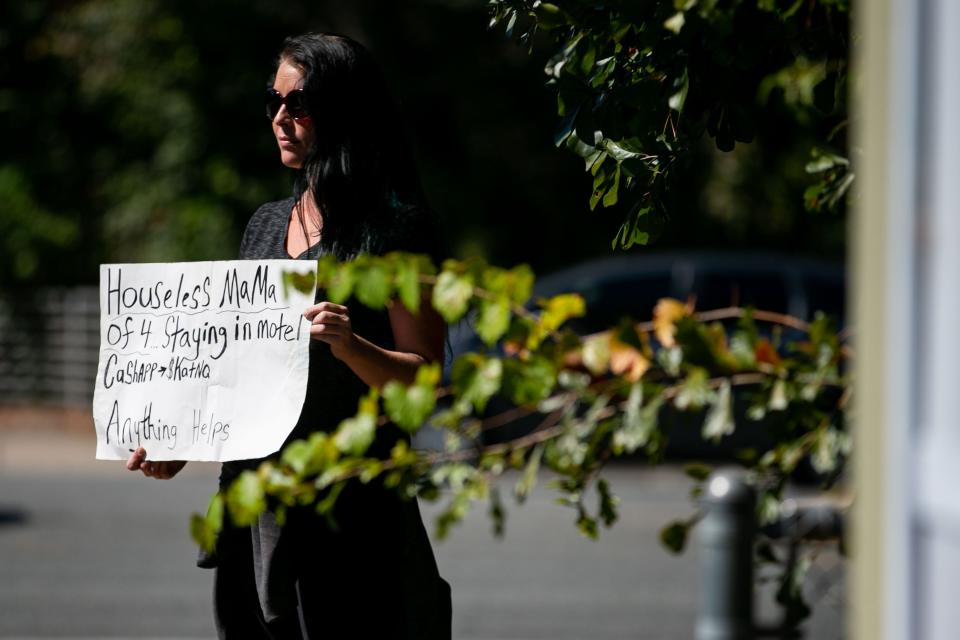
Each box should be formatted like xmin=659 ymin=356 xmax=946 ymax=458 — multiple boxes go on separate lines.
xmin=696 ymin=471 xmax=756 ymax=640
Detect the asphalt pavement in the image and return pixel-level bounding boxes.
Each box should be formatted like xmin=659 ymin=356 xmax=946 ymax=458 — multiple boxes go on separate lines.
xmin=0 ymin=420 xmax=843 ymax=639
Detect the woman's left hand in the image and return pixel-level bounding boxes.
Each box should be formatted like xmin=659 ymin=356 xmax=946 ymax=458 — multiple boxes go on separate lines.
xmin=304 ymin=301 xmax=356 ymax=359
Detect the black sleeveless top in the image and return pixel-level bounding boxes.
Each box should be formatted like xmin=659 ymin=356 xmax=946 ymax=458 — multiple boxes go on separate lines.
xmin=204 ymin=196 xmax=451 ymax=639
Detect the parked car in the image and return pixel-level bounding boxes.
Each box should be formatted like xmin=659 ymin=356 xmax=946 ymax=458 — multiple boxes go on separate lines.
xmin=534 ymin=250 xmax=845 ymax=333
xmin=416 ymin=251 xmax=845 ymax=461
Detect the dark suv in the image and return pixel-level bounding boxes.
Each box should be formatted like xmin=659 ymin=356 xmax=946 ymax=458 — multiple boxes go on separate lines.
xmin=532 ymin=251 xmax=845 ymax=335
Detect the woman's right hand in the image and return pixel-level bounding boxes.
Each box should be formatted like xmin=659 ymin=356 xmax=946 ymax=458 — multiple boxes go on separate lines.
xmin=126 ymin=447 xmax=187 ymax=480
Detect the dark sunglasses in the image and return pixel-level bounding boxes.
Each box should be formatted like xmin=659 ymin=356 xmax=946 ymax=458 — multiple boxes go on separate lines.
xmin=265 ymin=87 xmax=309 ymax=121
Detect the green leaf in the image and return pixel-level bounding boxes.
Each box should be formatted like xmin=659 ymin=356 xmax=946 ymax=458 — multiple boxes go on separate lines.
xmin=504 ymin=9 xmax=518 ymax=38
xmin=602 ymin=164 xmax=621 ymax=207
xmin=729 ymin=332 xmax=757 ymax=368
xmin=333 ymin=389 xmax=379 ymax=456
xmin=780 ymin=442 xmax=806 ymax=473
xmin=758 ymin=493 xmax=781 ymax=525
xmin=315 ymin=481 xmax=346 ymax=531
xmin=535 ymin=2 xmax=571 ymax=29
xmin=260 ymin=464 xmax=306 ymax=506
xmin=333 ymin=412 xmax=376 ymax=456
xmin=502 ymin=356 xmax=557 ymax=405
xmin=452 ymin=354 xmax=503 ymax=413
xmin=514 ymin=444 xmax=544 ymax=503
xmin=190 ymin=513 xmax=214 ymax=553
xmin=383 ymin=380 xmax=437 ymax=432
xmin=528 ymin=293 xmax=586 ymax=348
xmin=327 ymin=262 xmax=356 ymax=303
xmin=811 ymin=427 xmax=849 ymax=474
xmin=570 ymin=129 xmax=602 ymax=162
xmin=280 ymin=439 xmax=312 ymax=476
xmin=359 ymin=460 xmax=383 ymax=484
xmin=282 ymin=269 xmax=317 ymax=297
xmin=602 ymin=138 xmax=643 ymax=161
xmin=190 ymin=492 xmax=224 ymax=553
xmin=612 ymin=204 xmax=653 ymax=250
xmin=613 ymin=385 xmax=662 ymax=454
xmin=582 ymin=332 xmax=612 ymax=375
xmin=313 ymin=255 xmax=339 ymax=289
xmin=621 ymin=379 xmax=643 ymax=428
xmin=390 ymin=439 xmax=419 ymax=468
xmin=673 ymin=317 xmax=723 ymax=369
xmin=507 ymin=264 xmax=535 ymax=305
xmin=205 ymin=491 xmax=225 ymax=533
xmin=226 ymin=471 xmax=266 ymax=527
xmin=664 ymin=11 xmax=685 ymax=34
xmin=683 ymin=462 xmax=712 ymax=481
xmin=354 ymin=261 xmax=391 ymax=309
xmin=415 ymin=361 xmax=441 ymax=387
xmin=589 ymin=167 xmax=608 ymax=210
xmin=768 ymin=378 xmax=789 ymax=410
xmin=660 ymin=520 xmax=689 ymax=553
xmin=675 ymin=368 xmax=712 ymax=411
xmin=444 ymin=431 xmax=464 ymax=453
xmin=394 ymin=256 xmax=421 ymax=313
xmin=489 ymin=486 xmax=507 ymax=537
xmin=554 ymin=103 xmax=582 ymax=145
xmin=432 ymin=271 xmax=474 ymax=322
xmin=541 ymin=293 xmax=586 ymax=325
xmin=577 ymin=510 xmax=600 ymax=539
xmin=597 ymin=478 xmax=619 ymax=527
xmin=703 ymin=379 xmax=734 ymax=441
xmin=476 ymin=297 xmax=511 ymax=345
xmin=434 ymin=491 xmax=472 ymax=540
xmin=280 ymin=431 xmax=336 ymax=478
xmin=586 ymin=148 xmax=605 ymax=172
xmin=668 ymin=68 xmax=689 ymax=113
xmin=805 ymin=152 xmax=849 ymax=174
xmin=776 ymin=553 xmax=813 ymax=622
xmin=579 ymin=39 xmax=596 ymax=76
xmin=589 ymin=55 xmax=617 ymax=87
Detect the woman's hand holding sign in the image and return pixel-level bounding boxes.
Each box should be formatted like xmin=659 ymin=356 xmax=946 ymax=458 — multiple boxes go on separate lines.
xmin=304 ymin=301 xmax=356 ymax=359
xmin=126 ymin=447 xmax=187 ymax=479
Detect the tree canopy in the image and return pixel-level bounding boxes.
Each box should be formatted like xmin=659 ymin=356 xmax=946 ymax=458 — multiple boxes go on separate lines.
xmin=1 ymin=0 xmax=847 ymax=286
xmin=488 ymin=0 xmax=851 ymax=249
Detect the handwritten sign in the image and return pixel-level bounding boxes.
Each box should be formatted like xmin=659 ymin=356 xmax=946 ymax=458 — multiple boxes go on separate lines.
xmin=92 ymin=260 xmax=317 ymax=462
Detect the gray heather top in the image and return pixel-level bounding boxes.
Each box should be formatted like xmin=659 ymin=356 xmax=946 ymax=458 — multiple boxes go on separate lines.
xmin=238 ymin=196 xmax=326 ymax=261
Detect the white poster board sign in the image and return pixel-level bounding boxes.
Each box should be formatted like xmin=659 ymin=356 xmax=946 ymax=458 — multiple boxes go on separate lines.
xmin=92 ymin=260 xmax=316 ymax=462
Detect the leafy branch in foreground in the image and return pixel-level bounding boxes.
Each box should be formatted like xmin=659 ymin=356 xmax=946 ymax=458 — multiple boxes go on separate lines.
xmin=191 ymin=251 xmax=851 ymax=622
xmin=487 ymin=0 xmax=851 ymax=248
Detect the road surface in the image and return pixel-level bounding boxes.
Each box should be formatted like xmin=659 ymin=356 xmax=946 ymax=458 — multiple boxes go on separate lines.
xmin=0 ymin=423 xmax=843 ymax=639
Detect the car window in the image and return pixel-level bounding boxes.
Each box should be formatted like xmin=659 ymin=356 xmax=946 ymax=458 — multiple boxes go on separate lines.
xmin=693 ymin=272 xmax=789 ymax=312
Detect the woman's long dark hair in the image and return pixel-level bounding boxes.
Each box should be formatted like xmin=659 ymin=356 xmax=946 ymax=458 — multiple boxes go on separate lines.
xmin=276 ymin=33 xmax=433 ymax=260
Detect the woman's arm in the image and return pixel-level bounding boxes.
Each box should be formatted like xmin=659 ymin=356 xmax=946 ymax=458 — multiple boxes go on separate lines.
xmin=304 ymin=296 xmax=446 ymax=389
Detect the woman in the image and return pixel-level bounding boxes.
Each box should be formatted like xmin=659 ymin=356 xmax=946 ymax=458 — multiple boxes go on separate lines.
xmin=127 ymin=32 xmax=451 ymax=638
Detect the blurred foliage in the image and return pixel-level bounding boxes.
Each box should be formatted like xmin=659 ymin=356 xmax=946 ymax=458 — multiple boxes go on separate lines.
xmin=196 ymin=252 xmax=851 ymax=624
xmin=488 ymin=0 xmax=850 ymax=248
xmin=2 ymin=0 xmax=844 ymax=286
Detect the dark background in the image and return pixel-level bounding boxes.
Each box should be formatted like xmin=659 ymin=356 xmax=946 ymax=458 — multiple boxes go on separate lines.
xmin=0 ymin=0 xmax=845 ymax=286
